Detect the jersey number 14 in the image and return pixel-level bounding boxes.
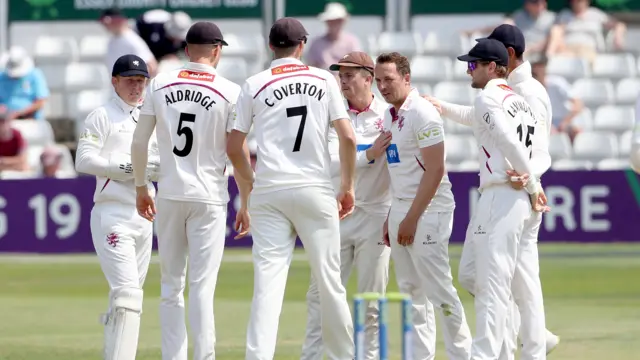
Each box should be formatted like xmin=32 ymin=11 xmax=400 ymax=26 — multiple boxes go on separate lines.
xmin=516 ymin=124 xmax=534 ymax=159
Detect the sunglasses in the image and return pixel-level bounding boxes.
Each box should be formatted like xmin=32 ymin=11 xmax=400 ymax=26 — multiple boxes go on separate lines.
xmin=467 ymin=61 xmax=491 ymax=72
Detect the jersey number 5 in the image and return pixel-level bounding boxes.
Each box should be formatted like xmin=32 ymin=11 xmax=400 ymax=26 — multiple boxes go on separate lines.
xmin=287 ymin=106 xmax=307 ymax=152
xmin=173 ymin=112 xmax=195 ymax=157
xmin=516 ymin=124 xmax=534 ymax=158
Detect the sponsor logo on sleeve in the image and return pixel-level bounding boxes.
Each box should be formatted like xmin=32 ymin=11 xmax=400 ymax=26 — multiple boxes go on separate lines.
xmin=271 ymin=64 xmax=309 ymax=75
xmin=178 ymin=70 xmax=215 ymax=82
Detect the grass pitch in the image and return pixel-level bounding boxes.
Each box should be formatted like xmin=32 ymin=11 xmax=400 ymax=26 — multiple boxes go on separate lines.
xmin=0 ymin=243 xmax=639 ymax=359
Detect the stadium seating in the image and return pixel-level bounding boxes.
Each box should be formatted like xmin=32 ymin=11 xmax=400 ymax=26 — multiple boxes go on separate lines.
xmin=2 ymin=16 xmax=635 ymax=174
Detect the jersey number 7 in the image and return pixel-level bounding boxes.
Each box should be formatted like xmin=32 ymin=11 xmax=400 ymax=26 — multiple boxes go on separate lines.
xmin=287 ymin=106 xmax=307 ymax=152
xmin=173 ymin=112 xmax=196 ymax=157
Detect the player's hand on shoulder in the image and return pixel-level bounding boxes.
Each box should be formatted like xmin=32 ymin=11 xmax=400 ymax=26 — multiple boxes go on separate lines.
xmin=234 ymin=207 xmax=251 ymax=239
xmin=336 ymin=188 xmax=355 ymax=220
xmin=421 ymin=95 xmax=443 ymax=114
xmin=367 ymin=131 xmax=392 ymax=160
xmin=135 ymin=186 xmax=156 ymax=222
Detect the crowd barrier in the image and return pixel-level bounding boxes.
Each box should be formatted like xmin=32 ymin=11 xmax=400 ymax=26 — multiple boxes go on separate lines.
xmin=0 ymin=170 xmax=638 ymax=253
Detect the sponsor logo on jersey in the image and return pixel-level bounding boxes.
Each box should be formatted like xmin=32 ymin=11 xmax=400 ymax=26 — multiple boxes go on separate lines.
xmin=271 ymin=64 xmax=309 ymax=75
xmin=178 ymin=70 xmax=215 ymax=82
xmin=497 ymin=84 xmax=514 ymax=92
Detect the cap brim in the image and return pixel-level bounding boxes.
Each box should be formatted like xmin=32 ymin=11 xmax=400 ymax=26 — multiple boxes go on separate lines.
xmin=318 ymin=12 xmax=347 ymax=21
xmin=116 ymin=70 xmax=150 ymax=78
xmin=220 ymin=39 xmax=229 ymax=46
xmin=329 ymin=62 xmax=371 ymax=71
xmin=456 ymin=54 xmax=482 ymax=62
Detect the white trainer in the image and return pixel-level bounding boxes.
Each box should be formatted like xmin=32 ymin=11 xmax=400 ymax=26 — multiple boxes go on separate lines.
xmin=546 ymin=331 xmax=560 ymax=355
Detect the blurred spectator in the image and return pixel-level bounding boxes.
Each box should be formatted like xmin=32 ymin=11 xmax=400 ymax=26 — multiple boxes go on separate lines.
xmin=0 ymin=106 xmax=28 ymax=172
xmin=306 ymin=2 xmax=361 ymax=71
xmin=40 ymin=146 xmax=75 ymax=178
xmin=135 ymin=9 xmax=192 ymax=62
xmin=546 ymin=0 xmax=626 ymax=62
xmin=631 ymin=95 xmax=640 ymax=173
xmin=100 ymin=8 xmax=157 ymax=77
xmin=0 ymin=47 xmax=49 ymax=121
xmin=532 ymin=58 xmax=584 ymax=141
xmin=464 ymin=0 xmax=556 ymax=59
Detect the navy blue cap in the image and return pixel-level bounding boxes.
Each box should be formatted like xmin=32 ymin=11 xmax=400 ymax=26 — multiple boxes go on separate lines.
xmin=185 ymin=22 xmax=228 ymax=46
xmin=457 ymin=39 xmax=509 ymax=66
xmin=477 ymin=24 xmax=526 ymax=55
xmin=112 ymin=54 xmax=149 ymax=78
xmin=269 ymin=17 xmax=309 ymax=48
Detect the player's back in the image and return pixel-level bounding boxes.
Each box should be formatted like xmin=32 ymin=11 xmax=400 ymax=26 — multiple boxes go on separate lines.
xmin=245 ymin=60 xmax=339 ymax=194
xmin=144 ymin=63 xmax=240 ymax=204
xmin=474 ymin=80 xmax=536 ymax=189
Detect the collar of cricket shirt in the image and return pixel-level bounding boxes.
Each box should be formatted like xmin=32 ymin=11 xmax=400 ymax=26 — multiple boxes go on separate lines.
xmin=112 ymin=92 xmax=138 ymax=114
xmin=345 ymin=94 xmax=374 ymax=114
xmin=270 ymin=57 xmax=305 ymax=67
xmin=507 ymin=61 xmax=532 ymax=86
xmin=484 ymin=78 xmax=509 ymax=90
xmin=184 ymin=61 xmax=217 ymax=74
xmin=391 ymin=87 xmax=419 ymax=119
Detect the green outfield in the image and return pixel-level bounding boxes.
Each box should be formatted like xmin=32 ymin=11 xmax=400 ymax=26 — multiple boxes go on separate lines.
xmin=0 ymin=243 xmax=639 ymax=360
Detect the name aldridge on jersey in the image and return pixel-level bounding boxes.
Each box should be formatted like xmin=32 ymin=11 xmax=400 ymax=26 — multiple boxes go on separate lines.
xmin=164 ymin=89 xmax=217 ymax=110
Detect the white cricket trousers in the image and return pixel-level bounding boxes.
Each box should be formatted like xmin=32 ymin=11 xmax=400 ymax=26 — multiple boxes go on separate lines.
xmin=388 ymin=202 xmax=472 ymax=360
xmin=155 ymin=198 xmax=227 ymax=360
xmin=90 ymin=202 xmax=153 ymax=300
xmin=459 ymin=209 xmax=547 ymax=360
xmin=462 ymin=185 xmax=546 ymax=360
xmin=245 ymin=186 xmax=354 ymax=360
xmin=301 ymin=207 xmax=391 ymax=360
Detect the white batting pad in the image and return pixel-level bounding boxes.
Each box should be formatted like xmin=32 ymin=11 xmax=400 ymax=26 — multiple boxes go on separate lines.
xmin=103 ymin=287 xmax=143 ymax=360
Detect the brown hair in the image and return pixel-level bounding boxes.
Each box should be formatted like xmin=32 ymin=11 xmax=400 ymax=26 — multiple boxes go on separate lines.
xmin=495 ymin=65 xmax=509 ymax=78
xmin=376 ymin=52 xmax=411 ymax=76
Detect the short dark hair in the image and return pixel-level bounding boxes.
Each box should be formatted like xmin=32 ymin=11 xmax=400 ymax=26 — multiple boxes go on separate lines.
xmin=273 ymin=45 xmax=298 ymax=59
xmin=376 ymin=52 xmax=411 ymax=76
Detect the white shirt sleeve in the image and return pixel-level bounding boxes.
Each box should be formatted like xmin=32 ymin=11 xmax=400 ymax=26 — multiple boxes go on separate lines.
xmin=75 ymin=108 xmax=134 ymax=180
xmin=527 ymin=96 xmax=552 ymax=178
xmin=440 ymin=101 xmax=474 ymax=126
xmin=476 ymin=95 xmax=539 ymax=194
xmin=326 ymin=74 xmax=349 ymax=122
xmin=140 ymin=80 xmax=156 ymax=117
xmin=233 ymin=82 xmax=254 ymax=134
xmin=413 ymin=102 xmax=445 ymax=148
xmin=131 ymin=114 xmax=157 ymax=187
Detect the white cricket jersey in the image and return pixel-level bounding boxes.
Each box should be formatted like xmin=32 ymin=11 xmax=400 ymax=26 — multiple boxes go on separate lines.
xmin=328 ymin=95 xmax=391 ymax=215
xmin=233 ymin=58 xmax=349 ymax=195
xmin=473 ymin=79 xmax=538 ymax=191
xmin=77 ymin=95 xmax=157 ymax=206
xmin=381 ymin=89 xmax=455 ymax=212
xmin=508 ymin=61 xmax=553 ymax=178
xmin=140 ymin=62 xmax=240 ymax=205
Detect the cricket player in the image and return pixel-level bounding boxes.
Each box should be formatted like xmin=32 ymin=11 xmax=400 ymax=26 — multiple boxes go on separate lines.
xmin=226 ymin=17 xmax=357 ymax=360
xmin=631 ymin=93 xmax=640 ymax=173
xmin=130 ymin=22 xmax=242 ymax=360
xmin=75 ymin=54 xmax=159 ymax=360
xmin=374 ymin=52 xmax=472 ymax=360
xmin=426 ymin=24 xmax=559 ymax=358
xmin=299 ymin=51 xmax=393 ymax=360
xmin=454 ymin=39 xmax=549 ymax=360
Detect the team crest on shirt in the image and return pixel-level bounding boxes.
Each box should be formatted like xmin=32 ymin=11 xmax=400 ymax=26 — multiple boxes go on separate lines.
xmin=374 ymin=118 xmax=384 ymax=132
xmin=106 ymin=233 xmax=119 ymax=248
xmin=396 ymin=116 xmax=405 ymax=131
xmin=271 ymin=64 xmax=309 ymax=75
xmin=178 ymin=70 xmax=215 ymax=82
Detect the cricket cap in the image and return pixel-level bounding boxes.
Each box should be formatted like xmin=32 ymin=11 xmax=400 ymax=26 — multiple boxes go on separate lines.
xmin=477 ymin=24 xmax=526 ymax=55
xmin=186 ymin=21 xmax=228 ymax=46
xmin=457 ymin=39 xmax=509 ymax=66
xmin=269 ymin=17 xmax=309 ymax=48
xmin=329 ymin=51 xmax=374 ymax=73
xmin=112 ymin=54 xmax=149 ymax=78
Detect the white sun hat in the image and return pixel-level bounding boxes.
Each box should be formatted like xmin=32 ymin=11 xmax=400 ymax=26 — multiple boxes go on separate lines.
xmin=164 ymin=11 xmax=192 ymax=41
xmin=5 ymin=46 xmax=34 ymax=78
xmin=318 ymin=2 xmax=349 ymax=21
